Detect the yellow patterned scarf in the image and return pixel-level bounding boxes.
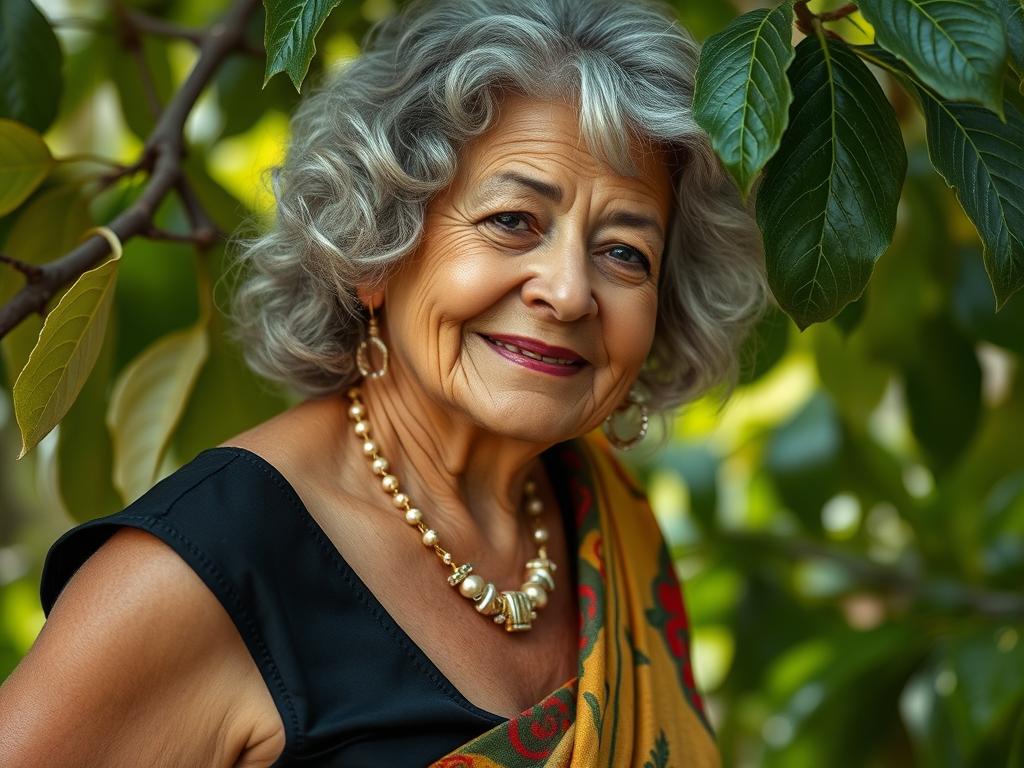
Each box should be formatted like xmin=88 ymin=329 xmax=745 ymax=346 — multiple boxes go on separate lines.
xmin=432 ymin=432 xmax=720 ymax=767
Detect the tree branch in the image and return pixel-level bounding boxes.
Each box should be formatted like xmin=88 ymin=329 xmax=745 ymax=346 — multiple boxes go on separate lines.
xmin=0 ymin=0 xmax=260 ymax=340
xmin=716 ymin=530 xmax=1024 ymax=620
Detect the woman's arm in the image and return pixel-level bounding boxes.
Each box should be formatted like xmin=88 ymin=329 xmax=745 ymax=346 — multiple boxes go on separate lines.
xmin=0 ymin=527 xmax=285 ymax=768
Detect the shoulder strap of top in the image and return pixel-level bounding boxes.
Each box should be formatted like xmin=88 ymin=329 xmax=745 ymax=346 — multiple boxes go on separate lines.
xmin=39 ymin=448 xmax=306 ymax=759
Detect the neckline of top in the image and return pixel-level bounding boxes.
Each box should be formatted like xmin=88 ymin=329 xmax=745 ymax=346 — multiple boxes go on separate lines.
xmin=197 ymin=442 xmax=580 ymax=725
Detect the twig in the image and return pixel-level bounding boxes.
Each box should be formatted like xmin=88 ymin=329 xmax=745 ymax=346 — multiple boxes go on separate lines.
xmin=0 ymin=254 xmax=44 ymax=282
xmin=820 ymin=3 xmax=859 ymax=22
xmin=0 ymin=0 xmax=261 ymax=340
xmin=124 ymin=9 xmax=204 ymax=45
xmin=715 ymin=530 xmax=1024 ymax=620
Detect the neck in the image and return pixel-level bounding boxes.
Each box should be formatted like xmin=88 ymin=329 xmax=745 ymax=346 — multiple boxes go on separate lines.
xmin=345 ymin=359 xmax=549 ymax=572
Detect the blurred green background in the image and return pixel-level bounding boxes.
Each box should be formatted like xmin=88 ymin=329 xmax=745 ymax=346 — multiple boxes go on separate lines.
xmin=1 ymin=0 xmax=1023 ymax=766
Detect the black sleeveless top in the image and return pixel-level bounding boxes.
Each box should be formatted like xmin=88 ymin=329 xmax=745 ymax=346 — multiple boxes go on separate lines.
xmin=39 ymin=445 xmax=580 ymax=767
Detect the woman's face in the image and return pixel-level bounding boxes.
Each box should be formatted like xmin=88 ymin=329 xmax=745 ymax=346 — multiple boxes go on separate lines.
xmin=380 ymin=94 xmax=673 ymax=443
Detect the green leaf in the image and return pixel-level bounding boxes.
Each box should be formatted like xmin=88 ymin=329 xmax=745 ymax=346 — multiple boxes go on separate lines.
xmin=1002 ymin=0 xmax=1024 ymax=80
xmin=0 ymin=0 xmax=63 ymax=132
xmin=111 ymin=36 xmax=174 ymax=140
xmin=0 ymin=120 xmax=53 ymax=215
xmin=108 ymin=321 xmax=209 ymax=504
xmin=756 ymin=34 xmax=907 ymax=329
xmin=0 ymin=186 xmax=93 ymax=386
xmin=918 ymin=92 xmax=1024 ymax=307
xmin=13 ymin=251 xmax=120 ymax=458
xmin=693 ymin=3 xmax=795 ymax=197
xmin=263 ymin=0 xmax=342 ymax=91
xmin=858 ymin=0 xmax=1007 ymax=115
xmin=952 ymin=245 xmax=1024 ymax=356
xmin=904 ymin=317 xmax=981 ymax=472
xmin=738 ymin=303 xmax=789 ymax=384
xmin=56 ymin=306 xmax=122 ymax=523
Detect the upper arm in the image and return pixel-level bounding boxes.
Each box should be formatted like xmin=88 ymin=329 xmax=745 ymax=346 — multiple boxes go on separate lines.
xmin=0 ymin=527 xmax=285 ymax=768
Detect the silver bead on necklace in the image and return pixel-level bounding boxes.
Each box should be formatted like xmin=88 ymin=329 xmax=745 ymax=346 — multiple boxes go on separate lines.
xmin=346 ymin=386 xmax=557 ymax=632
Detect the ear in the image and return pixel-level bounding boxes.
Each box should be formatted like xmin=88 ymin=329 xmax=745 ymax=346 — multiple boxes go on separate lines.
xmin=355 ymin=285 xmax=385 ymax=312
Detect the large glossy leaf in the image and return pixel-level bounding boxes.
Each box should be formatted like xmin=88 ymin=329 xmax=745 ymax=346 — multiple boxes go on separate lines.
xmin=13 ymin=250 xmax=120 ymax=458
xmin=56 ymin=305 xmax=121 ymax=523
xmin=756 ymin=34 xmax=907 ymax=329
xmin=263 ymin=0 xmax=341 ymax=91
xmin=904 ymin=317 xmax=982 ymax=472
xmin=1003 ymin=0 xmax=1024 ymax=80
xmin=0 ymin=0 xmax=62 ymax=132
xmin=0 ymin=120 xmax=52 ymax=215
xmin=108 ymin=321 xmax=209 ymax=504
xmin=0 ymin=186 xmax=93 ymax=387
xmin=918 ymin=91 xmax=1024 ymax=308
xmin=952 ymin=245 xmax=1024 ymax=355
xmin=693 ymin=3 xmax=795 ymax=197
xmin=858 ymin=0 xmax=1007 ymax=115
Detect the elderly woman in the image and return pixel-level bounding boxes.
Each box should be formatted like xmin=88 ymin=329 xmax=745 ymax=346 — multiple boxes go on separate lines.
xmin=3 ymin=0 xmax=764 ymax=765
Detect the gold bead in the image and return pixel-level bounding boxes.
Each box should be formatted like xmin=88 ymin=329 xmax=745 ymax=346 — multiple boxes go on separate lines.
xmin=371 ymin=457 xmax=389 ymax=475
xmin=524 ymin=479 xmax=536 ymax=494
xmin=422 ymin=529 xmax=438 ymax=546
xmin=392 ymin=492 xmax=409 ymax=508
xmin=522 ymin=583 xmax=548 ymax=608
xmin=460 ymin=574 xmax=485 ymax=599
xmin=353 ymin=420 xmax=371 ymax=437
xmin=348 ymin=403 xmax=365 ymax=421
xmin=362 ymin=440 xmax=377 ymax=456
xmin=405 ymin=508 xmax=422 ymax=525
xmin=474 ymin=583 xmax=501 ymax=615
xmin=527 ymin=498 xmax=544 ymax=515
xmin=347 ymin=387 xmax=360 ymax=399
xmin=533 ymin=527 xmax=549 ymax=543
xmin=526 ymin=567 xmax=555 ymax=591
xmin=381 ymin=474 xmax=399 ymax=493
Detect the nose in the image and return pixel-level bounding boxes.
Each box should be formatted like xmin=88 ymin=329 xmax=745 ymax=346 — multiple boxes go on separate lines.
xmin=520 ymin=234 xmax=598 ymax=322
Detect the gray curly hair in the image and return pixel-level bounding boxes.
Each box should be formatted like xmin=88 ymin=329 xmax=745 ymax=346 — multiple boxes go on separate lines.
xmin=226 ymin=0 xmax=767 ymax=412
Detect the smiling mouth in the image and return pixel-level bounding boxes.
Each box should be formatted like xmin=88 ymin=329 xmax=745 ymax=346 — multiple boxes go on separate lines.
xmin=478 ymin=333 xmax=588 ymax=375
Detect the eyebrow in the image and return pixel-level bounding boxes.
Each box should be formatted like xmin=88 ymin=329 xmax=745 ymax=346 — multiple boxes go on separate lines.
xmin=478 ymin=171 xmax=665 ymax=240
xmin=483 ymin=171 xmax=564 ymax=203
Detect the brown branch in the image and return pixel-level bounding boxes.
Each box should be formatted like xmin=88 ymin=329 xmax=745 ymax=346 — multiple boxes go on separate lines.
xmin=820 ymin=3 xmax=859 ymax=22
xmin=124 ymin=9 xmax=204 ymax=45
xmin=0 ymin=254 xmax=44 ymax=283
xmin=0 ymin=0 xmax=260 ymax=340
xmin=716 ymin=531 xmax=1024 ymax=620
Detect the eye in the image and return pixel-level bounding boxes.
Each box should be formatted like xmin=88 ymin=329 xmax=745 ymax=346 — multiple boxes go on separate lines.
xmin=605 ymin=245 xmax=651 ymax=273
xmin=487 ymin=212 xmax=532 ymax=232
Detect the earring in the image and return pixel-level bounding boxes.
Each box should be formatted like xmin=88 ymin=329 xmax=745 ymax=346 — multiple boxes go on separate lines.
xmin=603 ymin=390 xmax=649 ymax=450
xmin=356 ymin=303 xmax=389 ymax=378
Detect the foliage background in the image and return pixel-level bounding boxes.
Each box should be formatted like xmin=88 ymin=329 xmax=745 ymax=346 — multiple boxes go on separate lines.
xmin=1 ymin=0 xmax=1023 ymax=766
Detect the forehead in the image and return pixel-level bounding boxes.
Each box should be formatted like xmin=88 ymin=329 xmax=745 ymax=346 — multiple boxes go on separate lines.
xmin=455 ymin=95 xmax=673 ymax=212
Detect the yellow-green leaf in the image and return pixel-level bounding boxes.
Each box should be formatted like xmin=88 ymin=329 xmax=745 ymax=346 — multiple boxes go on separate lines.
xmin=0 ymin=186 xmax=93 ymax=387
xmin=107 ymin=322 xmax=209 ymax=503
xmin=13 ymin=252 xmax=121 ymax=458
xmin=0 ymin=119 xmax=53 ymax=215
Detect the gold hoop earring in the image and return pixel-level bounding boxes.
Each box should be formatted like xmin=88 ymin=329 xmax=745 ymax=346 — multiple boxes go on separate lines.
xmin=356 ymin=304 xmax=389 ymax=379
xmin=603 ymin=391 xmax=649 ymax=451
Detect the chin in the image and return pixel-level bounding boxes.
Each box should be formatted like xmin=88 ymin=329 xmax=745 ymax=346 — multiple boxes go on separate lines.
xmin=464 ymin=394 xmax=588 ymax=446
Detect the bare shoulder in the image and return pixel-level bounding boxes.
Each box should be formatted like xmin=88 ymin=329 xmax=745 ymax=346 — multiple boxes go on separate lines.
xmin=0 ymin=527 xmax=285 ymax=768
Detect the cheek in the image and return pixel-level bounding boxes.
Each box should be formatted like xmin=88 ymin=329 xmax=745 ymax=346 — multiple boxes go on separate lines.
xmin=601 ymin=288 xmax=658 ymax=373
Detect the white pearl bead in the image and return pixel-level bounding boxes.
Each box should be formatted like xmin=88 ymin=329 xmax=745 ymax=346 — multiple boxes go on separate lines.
xmin=460 ymin=574 xmax=485 ymax=598
xmin=422 ymin=529 xmax=438 ymax=546
xmin=522 ymin=582 xmax=548 ymax=608
xmin=362 ymin=440 xmax=377 ymax=456
xmin=381 ymin=474 xmax=399 ymax=493
xmin=533 ymin=527 xmax=549 ymax=543
xmin=405 ymin=508 xmax=422 ymax=524
xmin=371 ymin=457 xmax=389 ymax=475
xmin=392 ymin=492 xmax=409 ymax=508
xmin=348 ymin=403 xmax=365 ymax=421
xmin=353 ymin=420 xmax=371 ymax=437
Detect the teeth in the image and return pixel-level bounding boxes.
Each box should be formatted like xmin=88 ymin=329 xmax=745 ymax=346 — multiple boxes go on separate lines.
xmin=487 ymin=336 xmax=576 ymax=366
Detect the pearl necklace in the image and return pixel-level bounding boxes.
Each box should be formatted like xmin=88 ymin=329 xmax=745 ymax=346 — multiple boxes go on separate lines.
xmin=345 ymin=386 xmax=557 ymax=632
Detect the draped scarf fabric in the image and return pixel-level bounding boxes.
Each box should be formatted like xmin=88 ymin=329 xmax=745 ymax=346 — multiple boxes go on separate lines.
xmin=432 ymin=433 xmax=720 ymax=767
